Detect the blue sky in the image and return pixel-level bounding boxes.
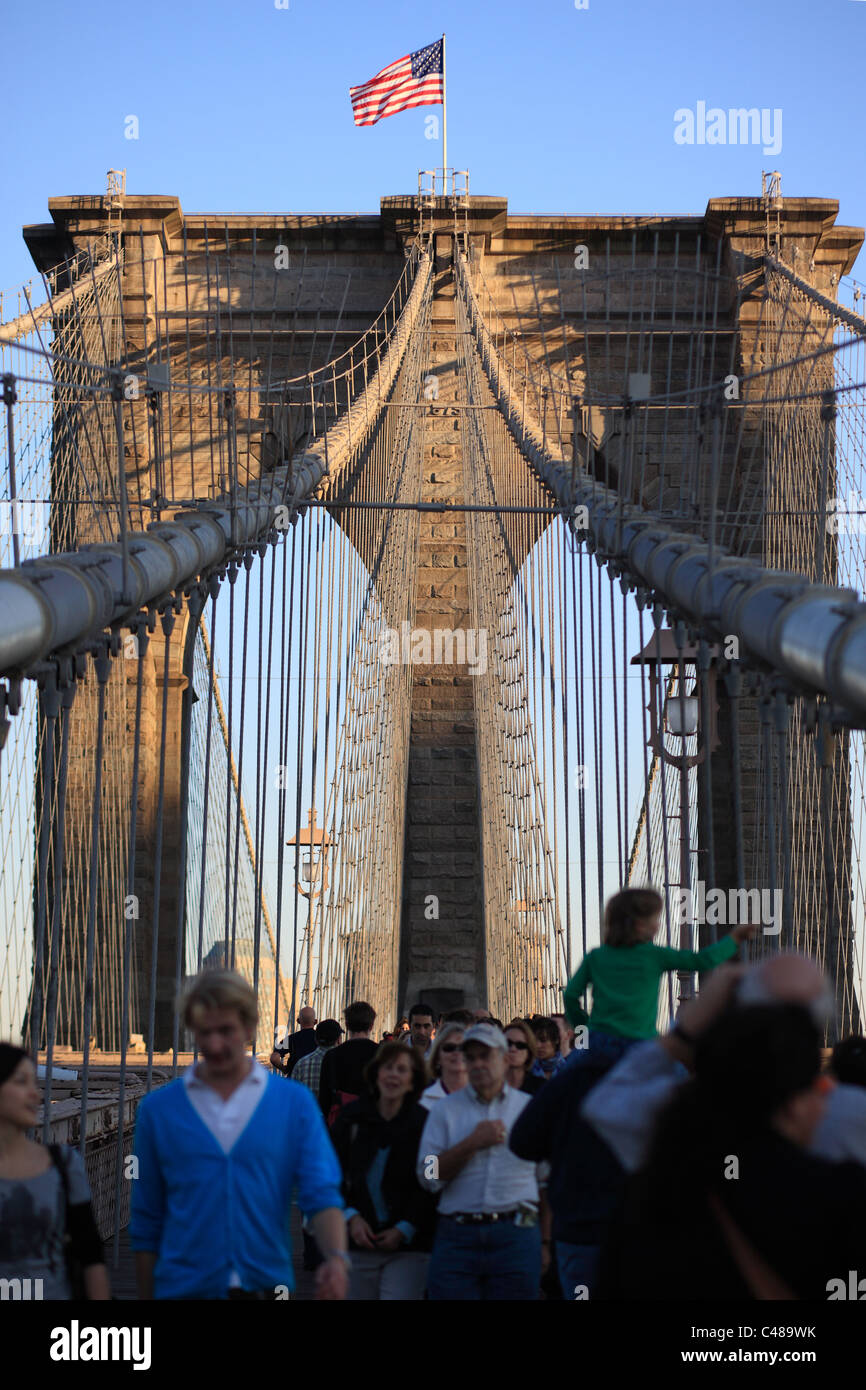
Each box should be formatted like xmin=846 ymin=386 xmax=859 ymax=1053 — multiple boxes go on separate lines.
xmin=2 ymin=0 xmax=865 ymax=289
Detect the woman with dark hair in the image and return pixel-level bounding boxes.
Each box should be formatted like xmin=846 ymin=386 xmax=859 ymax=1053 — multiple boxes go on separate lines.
xmin=504 ymin=1019 xmax=543 ymax=1095
xmin=330 ymin=1042 xmax=437 ymax=1300
xmin=529 ymin=1016 xmax=567 ymax=1082
xmin=0 ymin=1044 xmax=110 ymax=1300
xmin=596 ymin=1005 xmax=866 ymax=1300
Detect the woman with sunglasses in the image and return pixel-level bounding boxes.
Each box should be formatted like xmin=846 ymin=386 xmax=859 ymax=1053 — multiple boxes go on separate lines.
xmin=419 ymin=1024 xmax=468 ymax=1108
xmin=504 ymin=1020 xmax=544 ymax=1096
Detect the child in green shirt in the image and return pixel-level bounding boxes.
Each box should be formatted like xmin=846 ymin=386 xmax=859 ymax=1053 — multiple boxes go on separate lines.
xmin=563 ymin=887 xmax=758 ymax=1065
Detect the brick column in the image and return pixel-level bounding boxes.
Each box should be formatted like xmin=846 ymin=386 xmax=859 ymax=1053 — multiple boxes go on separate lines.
xmin=399 ymin=235 xmax=485 ymax=1015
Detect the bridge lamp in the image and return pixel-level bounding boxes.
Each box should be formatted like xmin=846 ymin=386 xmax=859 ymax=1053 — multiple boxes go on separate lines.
xmin=631 ymin=629 xmax=721 ymax=1005
xmin=630 ymin=630 xmax=720 ymax=770
xmin=664 ymin=687 xmax=700 ymax=738
xmin=287 ymin=807 xmax=331 ymax=899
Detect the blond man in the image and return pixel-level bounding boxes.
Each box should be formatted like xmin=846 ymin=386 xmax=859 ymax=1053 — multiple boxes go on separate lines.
xmin=130 ymin=970 xmax=348 ymax=1300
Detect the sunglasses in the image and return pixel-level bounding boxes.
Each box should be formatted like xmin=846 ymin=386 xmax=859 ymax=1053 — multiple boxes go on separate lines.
xmin=439 ymin=1043 xmax=463 ymax=1054
xmin=506 ymin=1039 xmax=529 ymax=1051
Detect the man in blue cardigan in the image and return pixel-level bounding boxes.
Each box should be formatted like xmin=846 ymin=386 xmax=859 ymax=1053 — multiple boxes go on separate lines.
xmin=130 ymin=970 xmax=349 ymax=1300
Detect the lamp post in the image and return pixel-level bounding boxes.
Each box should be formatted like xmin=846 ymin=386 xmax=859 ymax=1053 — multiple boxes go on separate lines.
xmin=286 ymin=807 xmax=331 ymax=899
xmin=631 ymin=630 xmax=720 ymax=1004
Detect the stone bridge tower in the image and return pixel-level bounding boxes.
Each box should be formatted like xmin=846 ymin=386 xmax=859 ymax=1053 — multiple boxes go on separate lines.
xmin=24 ymin=190 xmax=862 ymax=1040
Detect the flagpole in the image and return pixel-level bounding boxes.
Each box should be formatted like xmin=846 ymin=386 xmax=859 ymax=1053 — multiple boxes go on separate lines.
xmin=442 ymin=32 xmax=447 ymax=196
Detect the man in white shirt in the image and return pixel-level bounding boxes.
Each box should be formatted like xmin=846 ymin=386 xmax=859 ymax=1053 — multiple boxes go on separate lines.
xmin=418 ymin=1024 xmax=543 ymax=1300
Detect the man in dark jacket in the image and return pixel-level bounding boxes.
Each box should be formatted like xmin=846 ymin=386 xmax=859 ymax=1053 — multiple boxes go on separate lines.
xmin=319 ymin=1001 xmax=379 ymax=1122
xmin=509 ymin=1049 xmax=625 ymax=1298
xmin=270 ymin=1005 xmax=318 ymax=1075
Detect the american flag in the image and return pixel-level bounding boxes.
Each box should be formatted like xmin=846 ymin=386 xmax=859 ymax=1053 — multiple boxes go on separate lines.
xmin=350 ymin=40 xmax=444 ymax=127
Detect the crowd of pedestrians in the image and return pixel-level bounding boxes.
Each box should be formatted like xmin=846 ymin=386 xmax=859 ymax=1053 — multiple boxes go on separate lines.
xmin=4 ymin=887 xmax=866 ymax=1301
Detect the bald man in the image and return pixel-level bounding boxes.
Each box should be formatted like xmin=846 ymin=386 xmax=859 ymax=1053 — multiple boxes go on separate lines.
xmin=581 ymin=954 xmax=866 ymax=1170
xmin=270 ymin=1006 xmax=318 ymax=1076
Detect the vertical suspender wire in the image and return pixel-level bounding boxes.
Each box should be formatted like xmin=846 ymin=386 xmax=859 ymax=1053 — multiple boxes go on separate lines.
xmin=41 ymin=676 xmax=75 ymax=1139
xmin=545 ymin=504 xmax=561 ymax=1002
xmin=27 ymin=668 xmax=59 ymax=1061
xmin=3 ymin=375 xmax=21 ymax=569
xmin=573 ymin=539 xmax=588 ymax=966
xmin=146 ymin=608 xmax=175 ymax=1088
xmin=247 ymin=230 xmax=258 ymax=493
xmin=652 ymin=604 xmax=675 ymax=955
xmin=276 ymin=523 xmax=299 ymax=1044
xmin=111 ymin=622 xmax=146 ymax=1268
xmin=252 ymin=539 xmax=280 ymax=1046
xmin=774 ymin=689 xmax=794 ymax=944
xmin=157 ymin=252 xmax=178 ymax=506
xmin=698 ymin=639 xmax=717 ymax=934
xmin=637 ymin=601 xmax=674 ymax=1019
xmin=223 ymin=565 xmax=238 ymax=955
xmin=195 ymin=588 xmax=220 ymax=970
xmin=224 ymin=228 xmax=239 ymax=522
xmin=558 ymin=518 xmax=573 ymax=977
xmin=203 ymin=225 xmax=223 ymax=500
xmin=180 ymin=224 xmax=199 ymax=498
xmin=305 ymin=511 xmax=327 ymax=1005
xmin=292 ymin=516 xmax=314 ymax=1013
xmin=622 ymin=584 xmax=630 ymax=885
xmin=724 ymin=664 xmax=747 ymax=896
xmin=592 ymin=562 xmax=604 ymax=919
xmin=636 ymin=235 xmax=659 ymax=513
xmin=171 ymin=589 xmax=204 ymax=1070
xmin=112 ymin=382 xmax=131 ymax=604
xmin=760 ymin=688 xmax=779 ymax=957
xmin=325 ymin=490 xmax=351 ymax=1006
xmin=609 ymin=574 xmax=624 ymax=878
xmin=634 ymin=601 xmax=653 ymax=884
xmin=250 ymin=549 xmax=267 ymax=1048
xmin=78 ymin=646 xmax=109 ymax=1153
xmin=57 ymin=264 xmax=114 ymax=529
xmin=229 ymin=555 xmax=254 ymax=968
xmin=816 ymin=706 xmax=843 ymax=1039
xmin=673 ymin=622 xmax=694 ymax=1000
xmin=312 ymin=506 xmax=340 ymax=1010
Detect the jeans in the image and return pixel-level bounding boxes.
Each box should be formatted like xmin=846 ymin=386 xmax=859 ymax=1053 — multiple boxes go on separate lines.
xmin=427 ymin=1217 xmax=541 ymax=1301
xmin=564 ymin=1031 xmax=641 ymax=1068
xmin=556 ymin=1241 xmax=600 ymax=1299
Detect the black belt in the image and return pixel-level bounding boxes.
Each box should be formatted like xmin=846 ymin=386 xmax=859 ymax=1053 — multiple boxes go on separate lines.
xmin=227 ymin=1288 xmax=280 ymax=1301
xmin=444 ymin=1209 xmax=520 ymax=1225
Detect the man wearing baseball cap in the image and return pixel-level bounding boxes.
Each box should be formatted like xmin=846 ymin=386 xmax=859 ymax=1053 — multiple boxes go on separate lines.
xmin=417 ymin=1023 xmax=546 ymax=1299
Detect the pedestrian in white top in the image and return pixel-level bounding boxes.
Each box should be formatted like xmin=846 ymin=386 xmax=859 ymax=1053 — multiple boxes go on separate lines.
xmin=419 ymin=1023 xmax=468 ymax=1109
xmin=418 ymin=1024 xmax=544 ymax=1300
